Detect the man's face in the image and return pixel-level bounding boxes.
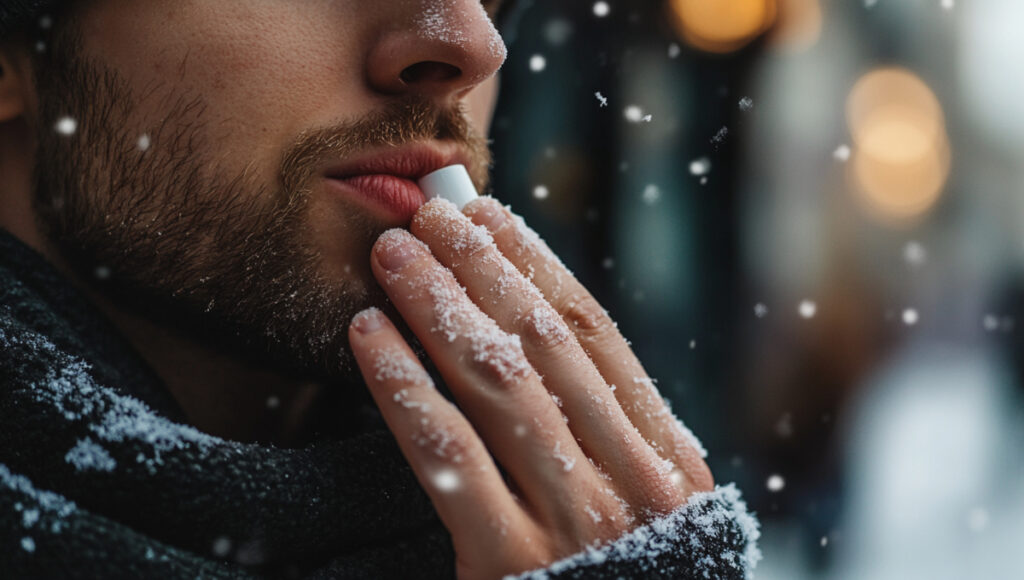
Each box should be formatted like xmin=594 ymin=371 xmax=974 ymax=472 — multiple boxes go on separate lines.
xmin=29 ymin=0 xmax=507 ymax=379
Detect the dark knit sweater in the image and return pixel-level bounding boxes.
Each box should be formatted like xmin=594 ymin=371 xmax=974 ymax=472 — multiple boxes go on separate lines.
xmin=0 ymin=228 xmax=760 ymax=579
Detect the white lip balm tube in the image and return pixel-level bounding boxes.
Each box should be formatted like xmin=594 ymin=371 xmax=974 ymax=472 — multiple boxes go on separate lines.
xmin=418 ymin=164 xmax=479 ymax=210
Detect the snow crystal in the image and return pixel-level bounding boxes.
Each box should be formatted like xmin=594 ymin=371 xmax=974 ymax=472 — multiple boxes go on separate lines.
xmin=64 ymin=437 xmax=117 ymax=472
xmin=594 ymin=92 xmax=609 ymax=108
xmin=433 ymin=468 xmax=461 ymax=492
xmin=529 ymin=54 xmax=547 ymax=72
xmin=766 ymin=474 xmax=785 ymax=492
xmin=373 ymin=347 xmax=434 ymax=387
xmin=754 ymin=303 xmax=768 ymax=318
xmin=417 ymin=0 xmax=507 ymax=63
xmin=408 ymin=262 xmax=531 ymax=384
xmin=0 ymin=464 xmax=77 ymax=527
xmin=689 ymin=157 xmax=712 ymax=176
xmin=21 ymin=536 xmax=35 ymax=553
xmin=55 ymin=117 xmax=77 ymax=136
xmin=14 ymin=330 xmax=219 ymax=475
xmin=711 ymin=126 xmax=729 ymax=145
xmin=507 ymin=484 xmax=760 ymax=580
xmin=533 ymin=185 xmax=550 ymax=200
xmin=593 ymin=2 xmax=611 ymax=17
xmin=624 ymin=105 xmax=650 ymax=123
xmin=738 ymin=97 xmax=754 ymax=112
xmin=552 ymin=441 xmax=577 ymax=472
xmin=902 ymin=308 xmax=919 ymax=326
xmin=527 ymin=306 xmax=571 ymax=343
xmin=798 ymin=300 xmax=817 ymax=319
xmin=833 ymin=144 xmax=851 ymax=162
xmin=642 ymin=184 xmax=661 ymax=205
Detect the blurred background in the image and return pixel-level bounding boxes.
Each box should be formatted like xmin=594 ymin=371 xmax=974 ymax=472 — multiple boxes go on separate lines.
xmin=491 ymin=1 xmax=1024 ymax=578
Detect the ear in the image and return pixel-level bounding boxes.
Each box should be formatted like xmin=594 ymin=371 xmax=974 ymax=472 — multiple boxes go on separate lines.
xmin=0 ymin=44 xmax=32 ymax=122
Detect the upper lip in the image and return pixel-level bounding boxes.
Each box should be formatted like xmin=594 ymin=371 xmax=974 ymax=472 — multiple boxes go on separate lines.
xmin=323 ymin=142 xmax=471 ymax=182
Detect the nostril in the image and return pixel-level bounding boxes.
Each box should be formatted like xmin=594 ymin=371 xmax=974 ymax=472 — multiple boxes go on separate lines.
xmin=399 ymin=61 xmax=462 ymax=85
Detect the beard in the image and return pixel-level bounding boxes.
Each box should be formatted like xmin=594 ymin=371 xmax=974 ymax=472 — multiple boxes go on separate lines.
xmin=29 ymin=27 xmax=492 ymax=382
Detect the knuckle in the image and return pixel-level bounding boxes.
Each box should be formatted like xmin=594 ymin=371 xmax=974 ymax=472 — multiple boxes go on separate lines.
xmin=519 ymin=305 xmax=575 ymax=351
xmin=628 ymin=456 xmax=688 ymax=517
xmin=561 ymin=294 xmax=615 ymax=338
xmin=467 ymin=332 xmax=535 ymax=390
xmin=411 ymin=416 xmax=477 ymax=464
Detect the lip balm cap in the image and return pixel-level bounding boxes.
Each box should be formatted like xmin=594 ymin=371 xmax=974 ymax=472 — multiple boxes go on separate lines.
xmin=418 ymin=165 xmax=479 ymax=210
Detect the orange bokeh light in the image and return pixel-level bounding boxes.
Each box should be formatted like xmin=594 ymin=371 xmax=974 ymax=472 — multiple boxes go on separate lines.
xmin=669 ymin=0 xmax=778 ymax=54
xmin=845 ymin=68 xmax=951 ymax=222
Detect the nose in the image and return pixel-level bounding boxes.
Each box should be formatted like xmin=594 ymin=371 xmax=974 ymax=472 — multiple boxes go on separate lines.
xmin=366 ymin=0 xmax=507 ymax=99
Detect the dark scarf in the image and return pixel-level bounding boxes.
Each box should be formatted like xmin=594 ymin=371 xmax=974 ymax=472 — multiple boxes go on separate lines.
xmin=0 ymin=229 xmax=760 ymax=579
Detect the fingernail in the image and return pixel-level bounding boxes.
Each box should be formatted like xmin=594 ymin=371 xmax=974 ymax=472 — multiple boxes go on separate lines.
xmin=376 ymin=230 xmax=421 ymax=271
xmin=466 ymin=198 xmax=508 ymax=232
xmin=352 ymin=307 xmax=385 ymax=334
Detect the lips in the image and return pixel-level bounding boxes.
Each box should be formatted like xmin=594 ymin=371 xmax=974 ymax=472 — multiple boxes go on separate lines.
xmin=323 ymin=144 xmax=470 ymax=223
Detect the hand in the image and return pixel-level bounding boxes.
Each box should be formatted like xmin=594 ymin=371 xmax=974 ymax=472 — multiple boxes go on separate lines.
xmin=348 ymin=197 xmax=713 ymax=579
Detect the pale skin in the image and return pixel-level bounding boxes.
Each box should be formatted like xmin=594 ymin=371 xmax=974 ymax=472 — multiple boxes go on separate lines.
xmin=0 ymin=1 xmax=713 ymax=578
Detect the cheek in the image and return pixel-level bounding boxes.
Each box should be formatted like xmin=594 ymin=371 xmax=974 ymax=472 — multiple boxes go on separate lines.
xmin=463 ymin=76 xmax=501 ymax=135
xmin=76 ymin=2 xmax=365 ymax=181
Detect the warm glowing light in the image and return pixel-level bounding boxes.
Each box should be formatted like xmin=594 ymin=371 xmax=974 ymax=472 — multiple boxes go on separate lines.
xmin=845 ymin=68 xmax=951 ymax=222
xmin=668 ymin=0 xmax=777 ymax=54
xmin=767 ymin=0 xmax=823 ymax=52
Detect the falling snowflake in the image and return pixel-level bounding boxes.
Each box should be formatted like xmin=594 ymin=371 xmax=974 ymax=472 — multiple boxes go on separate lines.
xmin=941 ymin=0 xmax=954 ymax=10
xmin=529 ymin=54 xmax=547 ymax=72
xmin=833 ymin=144 xmax=851 ymax=162
xmin=903 ymin=241 xmax=927 ymax=266
xmin=642 ymin=184 xmax=661 ymax=205
xmin=137 ymin=134 xmax=152 ymax=152
xmin=983 ymin=315 xmax=1000 ymax=332
xmin=799 ymin=300 xmax=817 ymax=319
xmin=55 ymin=117 xmax=78 ymax=136
xmin=738 ymin=96 xmax=754 ymax=111
xmin=533 ymin=185 xmax=550 ymax=200
xmin=902 ymin=309 xmax=919 ymax=326
xmin=711 ymin=126 xmax=729 ymax=145
xmin=433 ymin=469 xmax=461 ymax=492
xmin=593 ymin=2 xmax=610 ymax=17
xmin=668 ymin=43 xmax=681 ymax=59
xmin=754 ymin=303 xmax=768 ymax=318
xmin=766 ymin=474 xmax=785 ymax=492
xmin=689 ymin=157 xmax=712 ymax=176
xmin=595 ymin=91 xmax=609 ymax=107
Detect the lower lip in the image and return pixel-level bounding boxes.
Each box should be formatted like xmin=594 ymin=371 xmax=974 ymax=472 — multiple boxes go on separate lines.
xmin=324 ymin=174 xmax=426 ymax=222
